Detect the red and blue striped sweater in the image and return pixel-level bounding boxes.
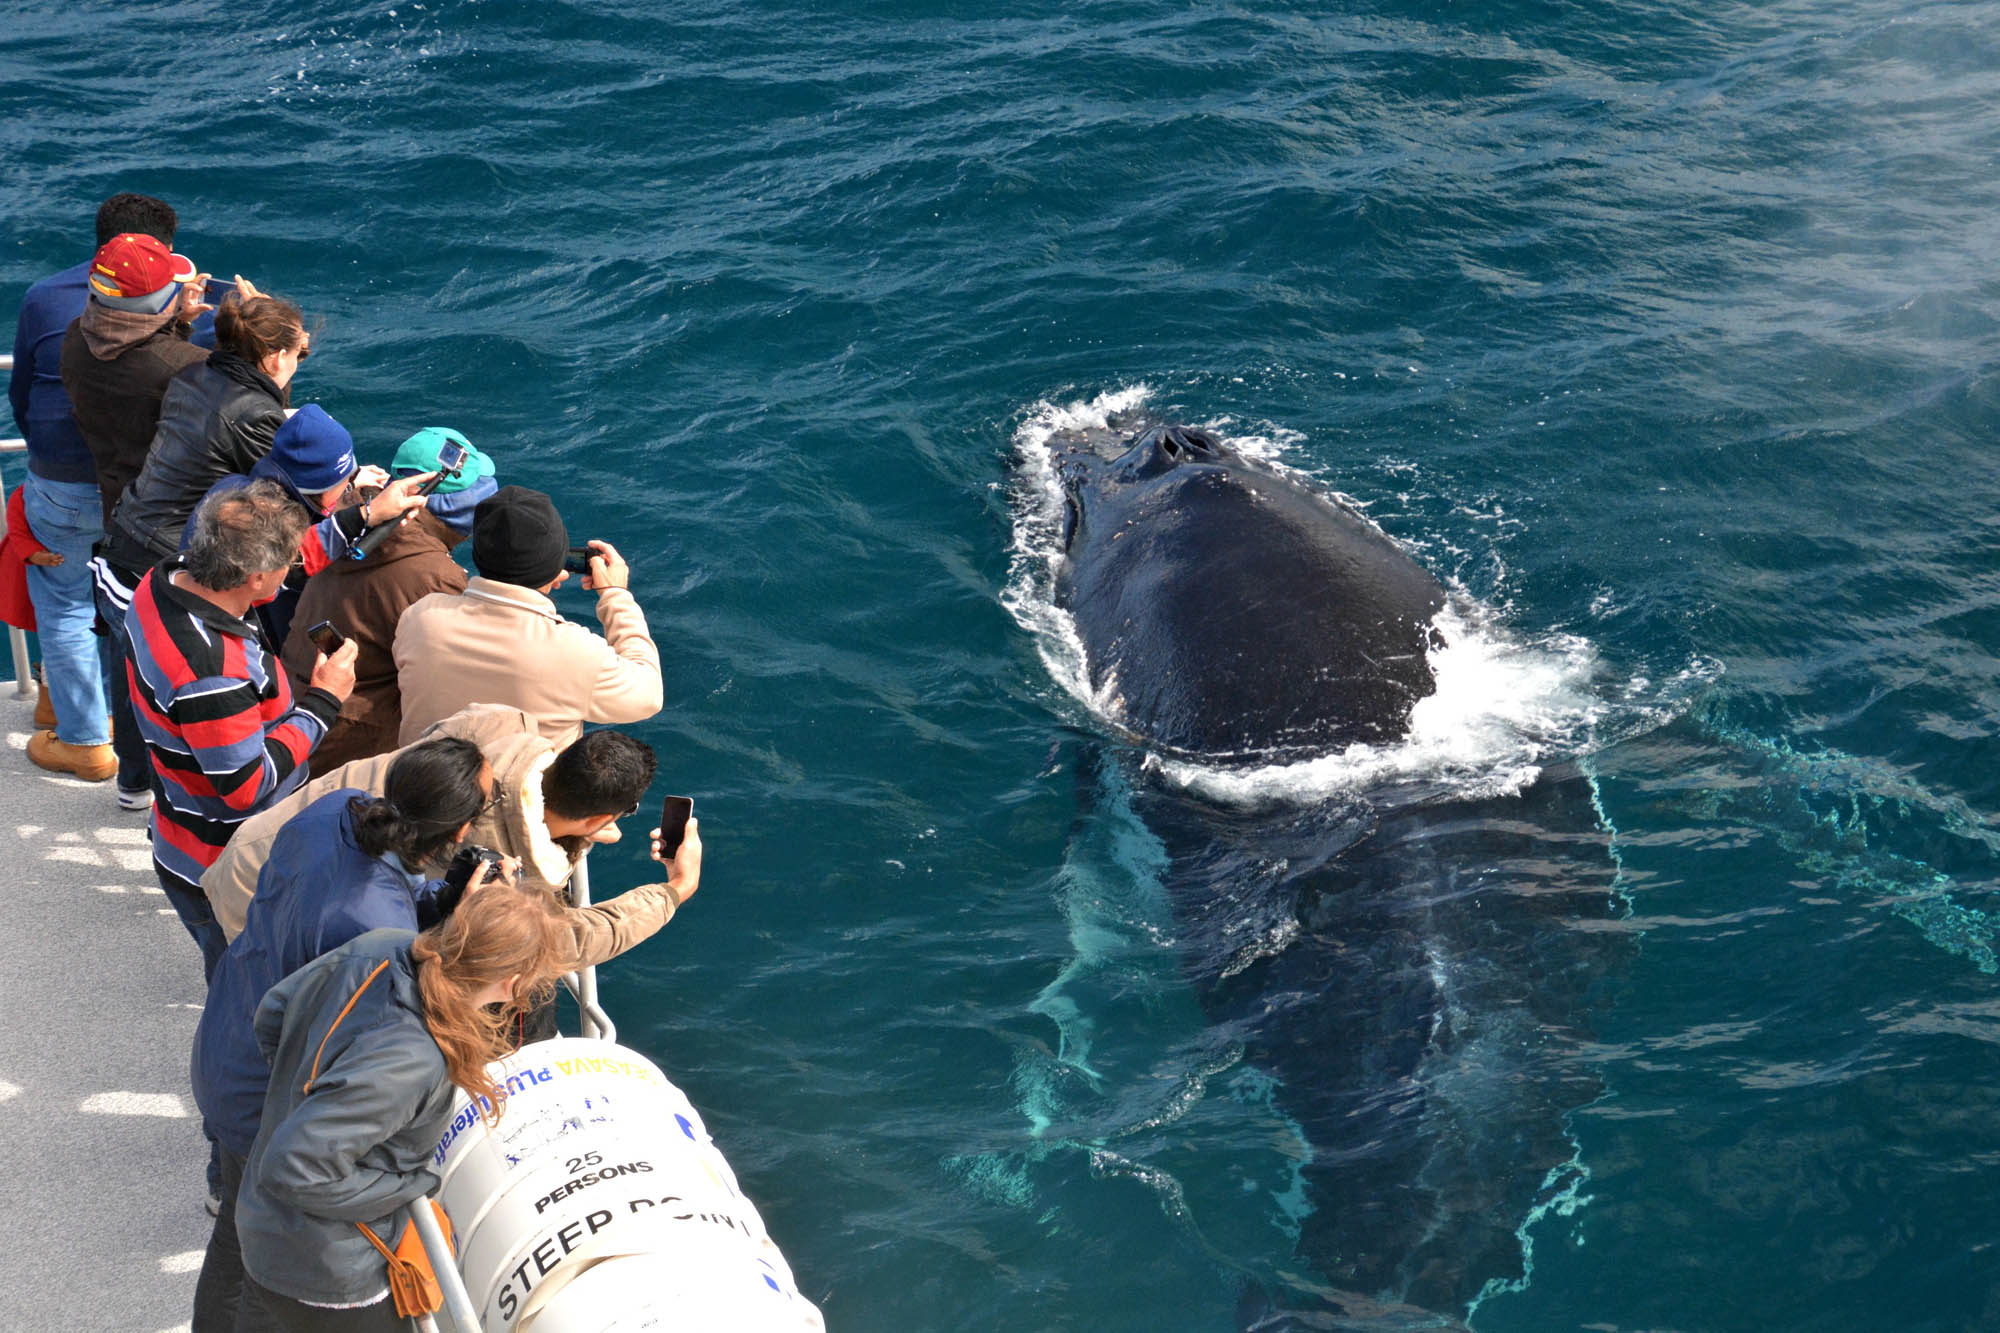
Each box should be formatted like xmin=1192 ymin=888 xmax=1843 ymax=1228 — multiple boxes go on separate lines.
xmin=125 ymin=560 xmax=340 ymax=884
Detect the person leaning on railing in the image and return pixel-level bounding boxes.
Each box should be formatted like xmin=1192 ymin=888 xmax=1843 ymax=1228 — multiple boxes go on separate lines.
xmin=92 ymin=284 xmax=310 ymax=810
xmin=189 ymin=736 xmax=512 ymax=1332
xmin=231 ymin=884 xmax=575 ymax=1331
xmin=201 ymin=704 xmax=703 ymax=1012
xmin=277 ymin=426 xmax=500 ymax=773
xmin=122 ymin=480 xmax=358 ymax=981
xmin=392 ymin=485 xmax=663 ymax=749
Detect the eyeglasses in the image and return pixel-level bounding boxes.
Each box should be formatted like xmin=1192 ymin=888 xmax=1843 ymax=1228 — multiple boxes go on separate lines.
xmin=294 ymin=338 xmax=312 ymax=360
xmin=478 ymin=789 xmax=504 ymax=818
xmin=619 ymin=801 xmax=641 ymax=818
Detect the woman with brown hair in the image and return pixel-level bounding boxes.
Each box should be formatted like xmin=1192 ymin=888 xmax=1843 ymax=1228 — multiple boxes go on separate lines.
xmin=225 ymin=883 xmax=575 ymax=1331
xmin=90 ymin=283 xmax=316 ymax=810
xmin=101 ymin=283 xmax=313 ymax=576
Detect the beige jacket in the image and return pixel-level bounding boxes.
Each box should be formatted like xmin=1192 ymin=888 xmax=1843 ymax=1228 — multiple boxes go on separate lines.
xmin=201 ymin=704 xmax=679 ymax=969
xmin=391 ymin=577 xmax=663 ymax=750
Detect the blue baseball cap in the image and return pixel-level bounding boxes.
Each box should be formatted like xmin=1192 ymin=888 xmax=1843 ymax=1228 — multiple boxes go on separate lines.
xmin=267 ymin=405 xmax=357 ymax=495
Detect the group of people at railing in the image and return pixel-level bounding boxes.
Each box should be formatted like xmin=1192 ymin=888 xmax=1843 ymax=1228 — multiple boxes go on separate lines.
xmin=7 ymin=192 xmax=703 ymax=1332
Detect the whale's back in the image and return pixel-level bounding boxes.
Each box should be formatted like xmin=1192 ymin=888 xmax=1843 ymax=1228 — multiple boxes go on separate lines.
xmin=1058 ymin=452 xmax=1445 ymax=759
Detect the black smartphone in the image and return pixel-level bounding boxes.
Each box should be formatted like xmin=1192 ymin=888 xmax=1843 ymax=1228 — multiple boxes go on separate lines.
xmin=657 ymin=796 xmax=694 ymax=859
xmin=563 ymin=545 xmax=595 ymax=575
xmin=306 ymin=620 xmax=346 ymax=655
xmin=204 ymin=277 xmax=237 ymax=307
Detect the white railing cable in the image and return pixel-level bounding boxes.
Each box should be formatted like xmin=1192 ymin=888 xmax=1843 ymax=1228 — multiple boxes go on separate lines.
xmin=2 ymin=351 xmax=19 ymax=452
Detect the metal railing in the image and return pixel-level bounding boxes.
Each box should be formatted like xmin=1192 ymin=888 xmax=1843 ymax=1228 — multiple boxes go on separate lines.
xmin=1 ymin=354 xmax=37 ymax=699
xmin=410 ymin=852 xmax=613 ymax=1331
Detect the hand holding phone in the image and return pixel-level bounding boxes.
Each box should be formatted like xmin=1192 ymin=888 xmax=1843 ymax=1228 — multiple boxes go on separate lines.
xmin=307 ymin=635 xmax=358 ymax=703
xmin=579 ymin=539 xmax=629 ymax=592
xmin=306 ymin=620 xmax=346 ymax=655
xmin=652 ymin=797 xmax=701 ymax=905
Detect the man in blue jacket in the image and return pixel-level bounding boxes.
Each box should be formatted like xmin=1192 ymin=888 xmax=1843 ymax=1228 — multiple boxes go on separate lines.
xmin=8 ymin=194 xmax=204 ymax=782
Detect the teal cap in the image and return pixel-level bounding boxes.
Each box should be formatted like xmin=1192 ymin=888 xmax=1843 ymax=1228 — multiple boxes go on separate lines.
xmin=389 ymin=427 xmax=496 ymax=495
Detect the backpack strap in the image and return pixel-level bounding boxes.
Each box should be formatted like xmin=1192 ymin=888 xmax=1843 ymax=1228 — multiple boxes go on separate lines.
xmin=302 ymin=959 xmax=393 ymax=1095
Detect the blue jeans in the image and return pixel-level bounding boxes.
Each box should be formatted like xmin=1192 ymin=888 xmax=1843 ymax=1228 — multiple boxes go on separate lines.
xmin=155 ymin=856 xmax=226 ymax=985
xmin=90 ymin=569 xmax=152 ymax=793
xmin=20 ymin=473 xmax=109 ymax=746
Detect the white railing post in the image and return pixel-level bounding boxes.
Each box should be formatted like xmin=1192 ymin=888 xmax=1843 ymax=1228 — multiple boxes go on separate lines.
xmin=409 ymin=1198 xmax=483 ymax=1333
xmin=563 ymin=853 xmax=616 ymax=1043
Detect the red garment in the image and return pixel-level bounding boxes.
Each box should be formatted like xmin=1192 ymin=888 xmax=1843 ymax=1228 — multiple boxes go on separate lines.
xmin=0 ymin=486 xmax=49 ymax=631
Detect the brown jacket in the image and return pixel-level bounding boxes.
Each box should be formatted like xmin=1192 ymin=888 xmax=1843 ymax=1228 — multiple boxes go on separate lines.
xmin=281 ymin=508 xmax=468 ymax=774
xmin=392 ymin=577 xmax=662 ymax=749
xmin=201 ymin=704 xmax=679 ymax=968
xmin=59 ymin=303 xmax=210 ymax=522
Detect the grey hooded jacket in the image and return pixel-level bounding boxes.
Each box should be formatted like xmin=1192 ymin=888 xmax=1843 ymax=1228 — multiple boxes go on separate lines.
xmin=236 ymin=929 xmax=453 ymax=1307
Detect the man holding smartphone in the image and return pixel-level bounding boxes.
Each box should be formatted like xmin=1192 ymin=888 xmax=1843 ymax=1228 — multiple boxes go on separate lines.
xmin=124 ymin=480 xmax=356 ymax=980
xmin=392 ymin=486 xmax=663 ymax=748
xmin=204 ymin=708 xmax=696 ymax=967
xmin=198 ymin=706 xmax=705 ymax=1045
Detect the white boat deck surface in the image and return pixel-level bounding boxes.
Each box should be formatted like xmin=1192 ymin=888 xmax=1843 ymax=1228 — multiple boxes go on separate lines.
xmin=0 ymin=686 xmax=209 ymax=1333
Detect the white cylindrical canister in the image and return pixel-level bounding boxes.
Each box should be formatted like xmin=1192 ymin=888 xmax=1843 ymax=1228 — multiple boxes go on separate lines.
xmin=522 ymin=1230 xmax=818 ymax=1333
xmin=430 ymin=1037 xmax=822 ymax=1331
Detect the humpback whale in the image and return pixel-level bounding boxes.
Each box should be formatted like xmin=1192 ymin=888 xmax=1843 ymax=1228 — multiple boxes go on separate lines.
xmin=1031 ymin=422 xmax=1622 ymax=1328
xmin=1052 ymin=424 xmax=1446 ymax=761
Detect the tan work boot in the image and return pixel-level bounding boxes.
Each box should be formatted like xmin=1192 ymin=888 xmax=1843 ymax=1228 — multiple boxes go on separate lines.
xmin=33 ymin=689 xmax=56 ymax=730
xmin=27 ymin=730 xmax=117 ymax=783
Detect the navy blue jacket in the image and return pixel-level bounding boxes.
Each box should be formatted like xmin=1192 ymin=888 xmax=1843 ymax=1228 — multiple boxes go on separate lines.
xmin=190 ymin=789 xmax=443 ymax=1156
xmin=8 ymin=262 xmax=93 ymax=481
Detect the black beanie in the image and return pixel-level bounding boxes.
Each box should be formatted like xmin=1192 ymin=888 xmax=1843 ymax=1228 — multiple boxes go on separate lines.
xmin=472 ymin=486 xmax=569 ymax=587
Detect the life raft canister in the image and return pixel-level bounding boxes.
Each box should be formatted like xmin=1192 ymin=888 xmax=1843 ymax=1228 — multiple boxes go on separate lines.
xmin=431 ymin=1036 xmax=823 ymax=1331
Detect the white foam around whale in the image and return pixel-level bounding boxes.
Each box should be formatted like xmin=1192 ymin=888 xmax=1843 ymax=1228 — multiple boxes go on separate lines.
xmin=1004 ymin=386 xmax=1713 ymax=807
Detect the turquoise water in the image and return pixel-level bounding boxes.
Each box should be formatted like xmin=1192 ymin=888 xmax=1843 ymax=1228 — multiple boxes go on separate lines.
xmin=8 ymin=1 xmax=2000 ymax=1327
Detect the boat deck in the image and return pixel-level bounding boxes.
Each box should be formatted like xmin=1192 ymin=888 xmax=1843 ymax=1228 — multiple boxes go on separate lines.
xmin=0 ymin=685 xmax=208 ymax=1333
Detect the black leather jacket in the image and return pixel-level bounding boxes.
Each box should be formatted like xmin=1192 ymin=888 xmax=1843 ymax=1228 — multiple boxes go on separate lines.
xmin=101 ymin=350 xmax=287 ymax=576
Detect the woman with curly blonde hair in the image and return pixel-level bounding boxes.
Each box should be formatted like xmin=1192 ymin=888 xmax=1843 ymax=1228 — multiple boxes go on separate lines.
xmin=222 ymin=882 xmax=573 ymax=1331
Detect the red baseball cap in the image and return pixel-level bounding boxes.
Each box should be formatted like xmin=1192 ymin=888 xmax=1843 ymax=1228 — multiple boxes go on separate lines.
xmin=88 ymin=233 xmax=197 ymax=307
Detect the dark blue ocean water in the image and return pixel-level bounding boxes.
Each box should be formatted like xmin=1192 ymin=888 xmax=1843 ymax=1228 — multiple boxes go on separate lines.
xmin=8 ymin=1 xmax=2000 ymax=1328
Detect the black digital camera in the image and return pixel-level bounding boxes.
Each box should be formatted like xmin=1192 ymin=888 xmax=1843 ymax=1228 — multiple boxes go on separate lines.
xmin=435 ymin=843 xmax=509 ymax=918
